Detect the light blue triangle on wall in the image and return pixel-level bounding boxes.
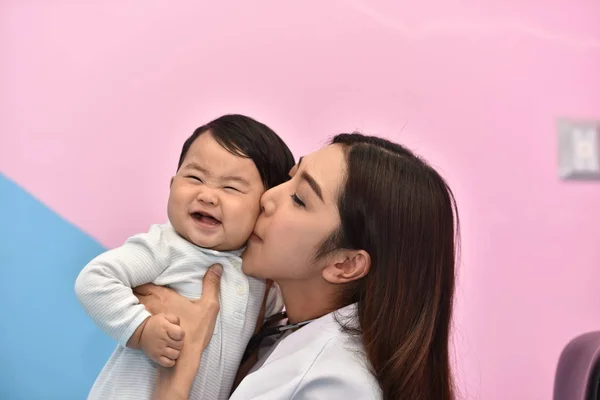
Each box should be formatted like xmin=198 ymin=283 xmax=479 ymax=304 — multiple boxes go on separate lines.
xmin=0 ymin=173 xmax=114 ymax=400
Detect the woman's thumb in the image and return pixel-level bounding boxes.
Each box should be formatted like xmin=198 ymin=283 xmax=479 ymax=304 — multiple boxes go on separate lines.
xmin=210 ymin=264 xmax=223 ymax=277
xmin=201 ymin=264 xmax=223 ymax=305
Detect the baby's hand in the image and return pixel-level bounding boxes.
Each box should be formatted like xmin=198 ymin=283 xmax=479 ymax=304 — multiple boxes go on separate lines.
xmin=140 ymin=313 xmax=185 ymax=367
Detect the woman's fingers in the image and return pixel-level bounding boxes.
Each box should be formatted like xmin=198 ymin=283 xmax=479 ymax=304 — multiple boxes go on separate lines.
xmin=132 ymin=283 xmax=157 ymax=296
xmin=133 ymin=284 xmax=181 ymax=316
xmin=134 ymin=288 xmax=161 ymax=315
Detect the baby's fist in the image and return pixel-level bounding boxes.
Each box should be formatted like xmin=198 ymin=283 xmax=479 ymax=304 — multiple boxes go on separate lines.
xmin=140 ymin=313 xmax=185 ymax=367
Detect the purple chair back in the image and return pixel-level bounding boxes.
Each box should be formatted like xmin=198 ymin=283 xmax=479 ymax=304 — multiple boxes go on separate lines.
xmin=554 ymin=332 xmax=600 ymax=400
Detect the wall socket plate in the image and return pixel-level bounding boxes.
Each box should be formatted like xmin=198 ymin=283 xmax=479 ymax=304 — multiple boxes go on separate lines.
xmin=557 ymin=118 xmax=600 ymax=181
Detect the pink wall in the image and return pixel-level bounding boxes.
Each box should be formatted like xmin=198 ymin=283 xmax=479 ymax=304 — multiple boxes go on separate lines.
xmin=2 ymin=1 xmax=600 ymax=398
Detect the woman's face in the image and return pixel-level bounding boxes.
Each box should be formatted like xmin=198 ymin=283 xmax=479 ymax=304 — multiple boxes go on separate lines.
xmin=242 ymin=144 xmax=346 ymax=281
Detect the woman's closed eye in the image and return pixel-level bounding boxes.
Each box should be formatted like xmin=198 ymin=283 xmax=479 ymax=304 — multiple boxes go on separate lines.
xmin=291 ymin=193 xmax=305 ymax=208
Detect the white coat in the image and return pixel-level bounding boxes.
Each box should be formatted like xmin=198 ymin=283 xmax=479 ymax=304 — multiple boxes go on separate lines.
xmin=229 ymin=304 xmax=382 ymax=399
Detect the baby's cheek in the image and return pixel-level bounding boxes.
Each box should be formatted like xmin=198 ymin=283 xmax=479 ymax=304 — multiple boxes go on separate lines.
xmin=227 ymin=209 xmax=255 ymax=239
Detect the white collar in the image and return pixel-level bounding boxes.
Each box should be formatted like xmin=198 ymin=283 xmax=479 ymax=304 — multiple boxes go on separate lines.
xmin=254 ymin=303 xmax=360 ymax=369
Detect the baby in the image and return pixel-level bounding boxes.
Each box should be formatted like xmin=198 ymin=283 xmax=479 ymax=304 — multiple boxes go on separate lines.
xmin=75 ymin=114 xmax=295 ymax=400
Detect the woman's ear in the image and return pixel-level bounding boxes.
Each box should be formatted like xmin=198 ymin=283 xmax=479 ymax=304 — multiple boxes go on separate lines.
xmin=322 ymin=249 xmax=371 ymax=284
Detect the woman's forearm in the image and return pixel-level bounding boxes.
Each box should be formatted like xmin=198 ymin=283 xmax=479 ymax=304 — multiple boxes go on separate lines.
xmin=153 ymin=344 xmax=204 ymax=400
xmin=144 ymin=265 xmax=224 ymax=400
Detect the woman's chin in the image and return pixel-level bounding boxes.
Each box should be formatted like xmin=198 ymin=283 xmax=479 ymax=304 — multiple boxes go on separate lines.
xmin=242 ymin=244 xmax=271 ymax=278
xmin=241 ymin=260 xmax=256 ymax=276
xmin=241 ymin=259 xmax=262 ymax=279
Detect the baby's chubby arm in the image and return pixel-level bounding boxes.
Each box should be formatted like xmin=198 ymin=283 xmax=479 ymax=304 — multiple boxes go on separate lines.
xmin=74 ymin=225 xmax=182 ymax=366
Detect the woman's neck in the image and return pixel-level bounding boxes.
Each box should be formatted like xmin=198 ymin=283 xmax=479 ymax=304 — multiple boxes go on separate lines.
xmin=277 ymin=280 xmax=337 ymax=325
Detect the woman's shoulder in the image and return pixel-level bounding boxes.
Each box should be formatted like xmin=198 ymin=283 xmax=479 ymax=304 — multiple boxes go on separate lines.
xmin=290 ymin=313 xmax=382 ymax=399
xmin=231 ymin=304 xmax=382 ymax=400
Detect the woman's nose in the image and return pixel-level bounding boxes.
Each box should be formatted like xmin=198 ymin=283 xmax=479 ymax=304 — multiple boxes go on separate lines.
xmin=196 ymin=188 xmax=218 ymax=206
xmin=260 ymin=187 xmax=277 ymax=216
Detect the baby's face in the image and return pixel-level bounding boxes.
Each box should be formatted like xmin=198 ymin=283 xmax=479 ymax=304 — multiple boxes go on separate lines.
xmin=167 ymin=132 xmax=265 ymax=251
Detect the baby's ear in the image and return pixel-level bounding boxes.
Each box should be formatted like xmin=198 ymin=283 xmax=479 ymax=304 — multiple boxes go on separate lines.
xmin=169 ymin=176 xmax=175 ymax=187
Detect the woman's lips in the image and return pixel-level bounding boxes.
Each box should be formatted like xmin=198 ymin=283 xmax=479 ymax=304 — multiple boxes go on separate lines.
xmin=249 ymin=232 xmax=262 ymax=242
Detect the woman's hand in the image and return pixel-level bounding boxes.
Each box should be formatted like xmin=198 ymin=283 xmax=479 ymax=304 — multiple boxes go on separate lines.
xmin=135 ymin=264 xmax=223 ymax=400
xmin=133 ymin=284 xmax=184 ymax=317
xmin=134 ymin=264 xmax=222 ymax=350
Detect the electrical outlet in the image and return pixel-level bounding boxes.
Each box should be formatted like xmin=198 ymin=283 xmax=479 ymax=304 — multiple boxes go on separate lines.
xmin=557 ymin=118 xmax=600 ymax=180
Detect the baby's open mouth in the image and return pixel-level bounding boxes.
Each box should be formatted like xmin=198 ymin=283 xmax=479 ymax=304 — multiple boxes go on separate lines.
xmin=191 ymin=212 xmax=221 ymax=226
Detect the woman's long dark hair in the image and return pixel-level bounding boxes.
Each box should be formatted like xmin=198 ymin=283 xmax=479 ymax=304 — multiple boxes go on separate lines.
xmin=318 ymin=133 xmax=459 ymax=400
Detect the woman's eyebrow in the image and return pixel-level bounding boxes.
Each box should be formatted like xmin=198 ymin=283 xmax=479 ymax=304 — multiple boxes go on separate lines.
xmin=300 ymin=171 xmax=324 ymax=202
xmin=296 ymin=156 xmax=324 ymax=202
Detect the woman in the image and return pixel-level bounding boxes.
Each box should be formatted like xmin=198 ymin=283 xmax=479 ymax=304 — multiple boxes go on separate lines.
xmin=138 ymin=133 xmax=459 ymax=399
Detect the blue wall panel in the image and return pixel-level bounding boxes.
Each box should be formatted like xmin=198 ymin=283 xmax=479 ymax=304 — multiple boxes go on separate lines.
xmin=0 ymin=174 xmax=114 ymax=399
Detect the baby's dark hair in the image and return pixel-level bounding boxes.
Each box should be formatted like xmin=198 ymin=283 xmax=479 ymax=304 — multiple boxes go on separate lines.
xmin=177 ymin=114 xmax=295 ymax=189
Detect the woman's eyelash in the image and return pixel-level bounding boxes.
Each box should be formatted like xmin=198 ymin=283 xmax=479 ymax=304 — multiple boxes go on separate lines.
xmin=291 ymin=193 xmax=305 ymax=207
